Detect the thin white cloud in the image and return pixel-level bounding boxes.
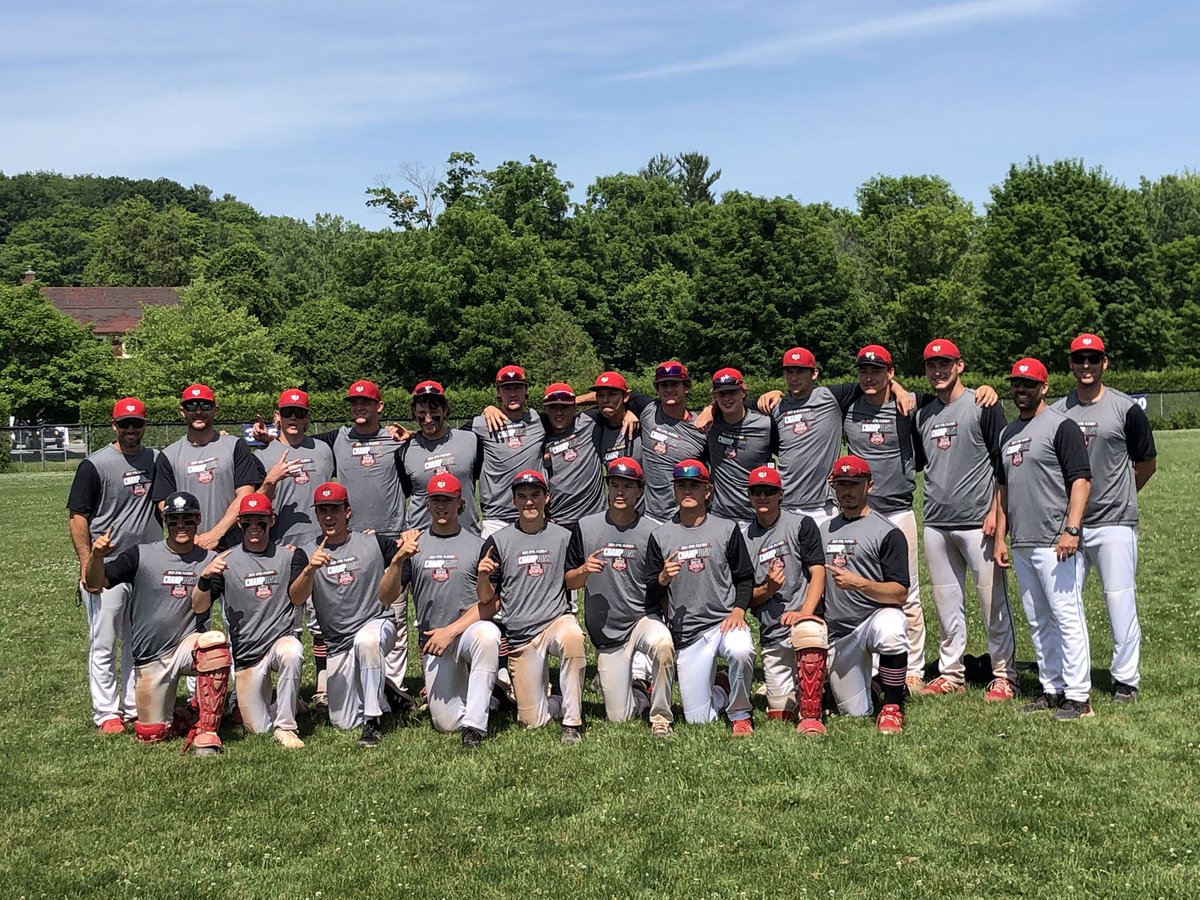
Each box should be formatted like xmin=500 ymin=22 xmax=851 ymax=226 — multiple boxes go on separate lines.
xmin=611 ymin=0 xmax=1083 ymax=80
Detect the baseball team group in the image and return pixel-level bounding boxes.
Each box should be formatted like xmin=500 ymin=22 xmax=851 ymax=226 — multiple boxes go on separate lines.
xmin=68 ymin=331 xmax=1156 ymax=754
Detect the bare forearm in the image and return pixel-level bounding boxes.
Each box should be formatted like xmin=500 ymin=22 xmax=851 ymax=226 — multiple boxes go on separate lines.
xmin=862 ymin=580 xmax=907 ymax=606
xmin=69 ymin=515 xmax=92 ymax=566
xmin=288 ymin=571 xmax=315 ymax=606
xmin=380 ymin=565 xmax=405 ymax=605
xmin=1065 ymin=478 xmax=1090 ymax=529
xmin=83 ymin=554 xmax=108 ymax=592
xmin=799 ymin=569 xmax=825 ymax=617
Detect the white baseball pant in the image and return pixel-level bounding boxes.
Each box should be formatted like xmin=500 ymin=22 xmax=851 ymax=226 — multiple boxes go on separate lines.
xmin=80 ymin=581 xmax=137 ymax=725
xmin=479 ymin=518 xmax=511 ymax=540
xmin=827 ymin=606 xmax=907 ymax=716
xmin=760 ymin=639 xmax=798 ymax=715
xmin=423 ymin=620 xmax=502 ymax=734
xmin=923 ymin=526 xmax=1017 ymax=683
xmin=675 ymin=623 xmax=755 ymax=724
xmin=326 ymin=617 xmax=398 ymax=729
xmin=595 ymin=617 xmax=675 ymax=724
xmin=233 ymin=635 xmax=304 ymax=733
xmin=384 ymin=594 xmax=409 ymax=694
xmin=794 ymin=500 xmax=839 ymax=531
xmin=508 ymin=614 xmax=586 ymax=729
xmin=883 ymin=509 xmax=926 ymax=678
xmin=1082 ymin=524 xmax=1141 ymax=688
xmin=134 ymin=632 xmax=210 ymax=726
xmin=1013 ymin=548 xmax=1091 ymax=702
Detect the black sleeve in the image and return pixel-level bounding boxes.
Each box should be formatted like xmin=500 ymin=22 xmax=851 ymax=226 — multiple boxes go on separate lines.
xmin=150 ymin=453 xmax=177 ymax=502
xmin=796 ymin=516 xmax=824 ymax=576
xmin=1054 ymin=420 xmax=1092 ymax=485
xmin=980 ymin=404 xmax=1008 ymax=481
xmin=878 ymin=529 xmax=910 ymax=588
xmin=645 ymin=534 xmax=666 ymax=612
xmin=913 ymin=390 xmax=937 ymax=411
xmin=626 ymin=392 xmax=653 ymax=416
xmin=768 ymin=415 xmax=780 ymax=456
xmin=376 ymin=534 xmax=399 ymax=567
xmin=290 ymin=548 xmax=309 ymax=585
xmin=313 ymin=429 xmax=339 ymax=448
xmin=400 ymin=558 xmax=412 ymax=591
xmin=726 ymin=527 xmax=755 ymax=611
xmin=396 ymin=442 xmax=413 ymax=496
xmin=457 ymin=419 xmax=477 ymax=433
xmin=472 ymin=435 xmax=485 ymax=482
xmin=66 ymin=459 xmax=102 ymax=515
xmin=232 ymin=438 xmax=266 ymax=489
xmin=1124 ymin=404 xmax=1157 ymax=462
xmin=480 ymin=536 xmax=501 ymax=585
xmin=566 ymin=523 xmax=585 ymax=569
xmin=104 ymin=546 xmax=141 ymax=587
xmin=827 ymin=382 xmax=863 ymax=413
xmin=208 ymin=572 xmax=226 ymax=601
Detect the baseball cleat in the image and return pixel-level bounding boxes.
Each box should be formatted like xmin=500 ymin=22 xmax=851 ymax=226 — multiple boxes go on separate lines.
xmin=767 ymin=709 xmax=792 ymax=722
xmin=461 ymin=727 xmax=486 ymax=750
xmin=384 ymin=685 xmax=416 ymax=714
xmin=650 ymin=717 xmax=673 ymax=739
xmin=919 ymin=676 xmax=966 ymax=696
xmin=560 ymin=725 xmax=583 ymax=745
xmin=357 ymin=717 xmax=383 ymax=748
xmin=1019 ymin=692 xmax=1063 ymax=713
xmin=1112 ymin=682 xmax=1139 ymax=704
xmin=311 ymin=691 xmax=329 ymax=711
xmin=1053 ymin=699 xmax=1095 ymax=721
xmin=796 ymin=717 xmax=827 ymax=736
xmin=876 ymin=704 xmax=905 ymax=735
xmin=99 ymin=717 xmax=126 ymax=735
xmin=731 ymin=718 xmax=754 ymax=737
xmin=273 ymin=729 xmax=305 ymax=750
xmin=905 ymin=675 xmax=925 ymax=694
xmin=984 ymin=678 xmax=1018 ymax=702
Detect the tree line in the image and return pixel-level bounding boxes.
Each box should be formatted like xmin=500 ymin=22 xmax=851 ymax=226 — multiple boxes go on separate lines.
xmin=2 ymin=155 xmax=1199 ymax=421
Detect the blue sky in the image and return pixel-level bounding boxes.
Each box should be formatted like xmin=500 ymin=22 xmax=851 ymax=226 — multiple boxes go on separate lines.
xmin=3 ymin=0 xmax=1198 ymax=226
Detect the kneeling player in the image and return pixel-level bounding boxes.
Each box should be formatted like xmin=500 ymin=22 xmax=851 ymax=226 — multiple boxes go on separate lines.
xmin=192 ymin=493 xmax=304 ymax=749
xmin=799 ymin=456 xmax=911 ymax=734
xmin=567 ymin=457 xmax=675 ymax=737
xmin=83 ymin=492 xmax=229 ymax=755
xmin=478 ymin=471 xmax=585 ymax=745
xmin=289 ymin=483 xmax=400 ymax=748
xmin=402 ymin=474 xmax=501 ymax=750
xmin=646 ymin=460 xmax=756 ymax=735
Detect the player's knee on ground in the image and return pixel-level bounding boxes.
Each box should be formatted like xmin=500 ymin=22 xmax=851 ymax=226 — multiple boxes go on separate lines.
xmin=472 ymin=621 xmax=503 ymax=660
xmin=650 ymin=633 xmax=675 ymax=669
xmin=194 ymin=631 xmax=232 ymax=672
xmin=560 ymin=625 xmax=586 ymax=660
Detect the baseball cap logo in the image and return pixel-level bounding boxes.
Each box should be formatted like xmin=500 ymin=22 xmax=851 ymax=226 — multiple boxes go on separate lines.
xmin=1082 ymin=337 xmax=1093 ymax=345
xmin=790 ymin=352 xmax=800 ymax=360
xmin=355 ymin=385 xmax=364 ymax=393
xmin=757 ymin=471 xmax=767 ymax=479
xmin=125 ymin=404 xmax=135 ymax=412
xmin=172 ymin=497 xmax=185 ymax=508
xmin=1019 ymin=364 xmax=1029 ymax=373
xmin=191 ymin=388 xmax=201 ymax=396
xmin=290 ymin=393 xmax=300 ymax=401
xmin=865 ymin=351 xmax=876 ymax=360
xmin=248 ymin=499 xmax=257 ymax=507
xmin=436 ymin=479 xmax=446 ymax=489
xmin=932 ymin=344 xmax=942 ymax=353
xmin=840 ymin=464 xmax=850 ymax=473
xmin=600 ymin=376 xmax=609 ymax=383
xmin=321 ymin=489 xmax=331 ymax=497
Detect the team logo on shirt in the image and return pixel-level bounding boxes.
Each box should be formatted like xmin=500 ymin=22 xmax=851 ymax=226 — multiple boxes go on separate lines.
xmin=1078 ymin=421 xmax=1098 ymax=448
xmin=930 ymin=422 xmax=958 ymax=451
xmin=861 ymin=420 xmax=888 ymax=446
xmin=603 ymin=542 xmax=637 ymax=572
xmin=518 ymin=549 xmax=551 ymax=578
xmin=162 ymin=569 xmax=198 ymax=599
xmin=352 ymin=442 xmax=381 ymax=468
xmin=325 ymin=556 xmax=358 ymax=586
xmin=187 ymin=456 xmax=219 ymax=484
xmin=1005 ymin=437 xmax=1031 ymax=468
xmin=291 ymin=458 xmax=315 ymax=485
xmin=424 ymin=554 xmax=458 ymax=582
xmin=757 ymin=540 xmax=790 ymax=568
xmin=677 ymin=542 xmax=710 ymax=573
xmin=782 ymin=410 xmax=811 ymax=435
xmin=123 ymin=470 xmax=150 ymax=496
xmin=826 ymin=539 xmax=856 ymax=567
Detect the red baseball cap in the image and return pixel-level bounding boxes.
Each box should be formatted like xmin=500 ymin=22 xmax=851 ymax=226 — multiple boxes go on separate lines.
xmin=672 ymin=459 xmax=710 ymax=482
xmin=181 ymin=384 xmax=215 ymax=403
xmin=313 ymin=482 xmax=349 ymax=505
xmin=748 ymin=466 xmax=783 ymax=489
xmin=923 ymin=339 xmax=961 ymax=361
xmin=511 ymin=470 xmax=547 ymax=489
xmin=593 ymin=371 xmax=629 ymax=391
xmin=655 ymin=360 xmax=690 ymax=383
xmin=1070 ymin=333 xmax=1105 ymax=354
xmin=1011 ymin=358 xmax=1049 ymax=383
xmin=346 ymin=380 xmax=382 ymax=401
xmin=830 ymin=455 xmax=872 ymax=480
xmin=606 ymin=456 xmax=643 ymax=481
xmin=112 ymin=397 xmax=146 ymax=420
xmin=782 ymin=347 xmax=817 ymax=369
xmin=496 ymin=365 xmax=528 ymax=385
xmin=277 ymin=389 xmax=309 ymax=409
xmin=237 ymin=493 xmax=274 ymax=516
xmin=427 ymin=473 xmax=462 ymax=498
xmin=712 ymin=367 xmax=745 ymax=389
xmin=412 ymin=380 xmax=445 ymax=398
xmin=856 ymin=345 xmax=892 ymax=367
xmin=543 ymin=382 xmax=577 ymax=404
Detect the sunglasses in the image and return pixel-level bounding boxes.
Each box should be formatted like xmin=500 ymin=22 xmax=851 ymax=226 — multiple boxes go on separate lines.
xmin=182 ymin=400 xmax=215 ymax=412
xmin=1070 ymin=353 xmax=1104 ymax=365
xmin=114 ymin=418 xmax=144 ymax=429
xmin=278 ymin=407 xmax=309 ymax=418
xmin=749 ymin=486 xmax=781 ymax=497
xmin=1010 ymin=378 xmax=1042 ymax=388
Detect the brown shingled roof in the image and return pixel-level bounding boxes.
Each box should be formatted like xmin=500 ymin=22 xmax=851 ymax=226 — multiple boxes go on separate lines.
xmin=40 ymin=287 xmax=181 ymax=335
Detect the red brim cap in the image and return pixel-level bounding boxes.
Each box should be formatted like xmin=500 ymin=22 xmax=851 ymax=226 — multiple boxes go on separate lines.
xmin=182 ymin=384 xmax=215 ymax=403
xmin=712 ymin=367 xmax=744 ymax=388
xmin=672 ymin=459 xmax=710 ymax=482
xmin=511 ymin=470 xmax=547 ymax=489
xmin=427 ymin=473 xmax=462 ymax=497
xmin=748 ymin=466 xmax=782 ymax=489
xmin=277 ymin=389 xmax=309 ymax=409
xmin=346 ymin=380 xmax=381 ymax=401
xmin=1010 ymin=358 xmax=1048 ymax=383
xmin=830 ymin=455 xmax=871 ymax=480
xmin=655 ymin=361 xmax=689 ymax=382
xmin=496 ymin=365 xmax=527 ymax=385
xmin=923 ymin=339 xmax=961 ymax=361
xmin=112 ymin=397 xmax=146 ymax=420
xmin=1070 ymin=333 xmax=1105 ymax=354
xmin=543 ymin=382 xmax=576 ymax=403
xmin=606 ymin=456 xmax=643 ymax=481
xmin=237 ymin=492 xmax=274 ymax=516
xmin=593 ymin=371 xmax=629 ymax=391
xmin=855 ymin=345 xmax=892 ymax=367
xmin=314 ymin=482 xmax=349 ymax=504
xmin=782 ymin=347 xmax=817 ymax=369
xmin=412 ymin=380 xmax=445 ymax=398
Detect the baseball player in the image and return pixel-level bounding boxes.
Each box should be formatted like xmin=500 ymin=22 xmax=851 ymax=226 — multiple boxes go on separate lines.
xmin=288 ymin=482 xmax=402 ymax=747
xmin=67 ymin=396 xmax=161 ymax=733
xmin=191 ymin=493 xmax=305 ymax=749
xmin=82 ymin=491 xmax=229 ymax=755
xmin=540 ymin=382 xmax=607 ymax=528
xmin=797 ymin=455 xmax=912 ymax=734
xmin=477 ymin=470 xmax=585 ymax=744
xmin=1051 ymin=334 xmax=1156 ymax=702
xmin=705 ymin=368 xmax=779 ymax=526
xmin=400 ymin=473 xmax=500 ymax=749
xmin=566 ymin=457 xmax=675 ymax=737
xmin=590 ymin=371 xmax=643 ymax=468
xmin=634 ymin=362 xmax=708 ymax=520
xmin=645 ymin=459 xmax=756 ymax=734
xmin=995 ymin=358 xmax=1094 ymax=721
xmin=915 ymin=339 xmax=1018 ymax=700
xmin=743 ymin=466 xmax=826 ymax=726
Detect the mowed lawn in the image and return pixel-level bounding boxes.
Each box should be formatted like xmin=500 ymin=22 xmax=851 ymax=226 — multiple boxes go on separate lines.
xmin=3 ymin=434 xmax=1200 ymax=898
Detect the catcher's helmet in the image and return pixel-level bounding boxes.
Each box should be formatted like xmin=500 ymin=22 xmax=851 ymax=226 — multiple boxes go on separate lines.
xmin=162 ymin=491 xmax=202 ymax=517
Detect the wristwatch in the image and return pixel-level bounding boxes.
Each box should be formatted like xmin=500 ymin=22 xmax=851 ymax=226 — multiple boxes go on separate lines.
xmin=1063 ymin=526 xmax=1080 ymax=537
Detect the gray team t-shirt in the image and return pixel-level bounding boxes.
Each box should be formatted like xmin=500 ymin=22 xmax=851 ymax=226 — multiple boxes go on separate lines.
xmin=330 ymin=427 xmax=406 ymax=538
xmin=402 ymin=529 xmax=484 ymax=638
xmin=997 ymin=409 xmax=1092 ymax=548
xmin=292 ymin=531 xmax=395 ymax=656
xmin=468 ymin=411 xmax=546 ymax=522
xmin=209 ymin=543 xmax=296 ymax=667
xmin=482 ymin=521 xmax=572 ymax=649
xmin=773 ymin=388 xmax=844 ymax=510
xmin=544 ymin=414 xmax=606 ymax=527
xmin=917 ymin=389 xmax=1007 ymax=530
xmin=638 ymin=403 xmax=707 ymax=520
xmin=256 ymin=437 xmax=336 ymax=546
xmin=568 ymin=511 xmax=662 ymax=649
xmin=1052 ymin=388 xmax=1156 ymax=528
xmin=154 ymin=434 xmax=264 ymax=532
xmin=745 ymin=510 xmax=823 ymax=646
xmin=706 ymin=409 xmax=775 ymax=523
xmin=67 ymin=443 xmax=161 ymax=557
xmin=105 ymin=541 xmax=215 ymax=665
xmin=843 ymin=398 xmax=916 ymax=515
xmin=819 ymin=511 xmax=909 ymax=640
xmin=400 ymin=430 xmax=482 ymax=534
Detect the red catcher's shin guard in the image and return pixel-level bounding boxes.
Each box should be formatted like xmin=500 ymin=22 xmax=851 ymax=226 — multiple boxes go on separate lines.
xmin=797 ymin=648 xmax=827 ymax=722
xmin=134 ymin=721 xmax=171 ymax=743
xmin=186 ymin=635 xmax=232 ymax=754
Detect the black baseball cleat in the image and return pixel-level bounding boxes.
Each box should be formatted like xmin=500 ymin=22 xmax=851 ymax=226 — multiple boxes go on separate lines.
xmin=461 ymin=727 xmax=486 ymax=750
xmin=561 ymin=724 xmax=583 ymax=746
xmin=1053 ymin=698 xmax=1095 ymax=721
xmin=1112 ymin=682 xmax=1139 ymax=704
xmin=1019 ymin=692 xmax=1063 ymax=713
xmin=384 ymin=685 xmax=416 ymax=714
xmin=357 ymin=716 xmax=383 ymax=748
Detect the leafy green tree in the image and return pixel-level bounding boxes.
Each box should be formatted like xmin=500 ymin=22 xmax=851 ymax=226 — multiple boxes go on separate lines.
xmin=203 ymin=242 xmax=281 ymax=325
xmin=1139 ymin=171 xmax=1200 ymax=245
xmin=482 ymin=156 xmax=572 ymax=241
xmin=517 ymin=304 xmax=603 ymax=389
xmin=639 ymin=154 xmax=679 ymax=181
xmin=0 ymin=284 xmax=116 ymax=420
xmin=272 ymin=297 xmax=385 ymax=390
xmin=677 ymin=152 xmax=721 ymax=207
xmin=0 ymin=202 xmax=100 ymax=285
xmin=83 ymin=196 xmax=206 ymax=286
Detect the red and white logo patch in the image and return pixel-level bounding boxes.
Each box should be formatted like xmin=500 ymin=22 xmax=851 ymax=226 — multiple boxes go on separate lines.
xmin=255 ymin=585 xmax=272 ymax=600
xmin=171 ymin=585 xmax=187 ymax=599
xmin=869 ymin=431 xmax=885 ymax=446
xmin=527 ymin=562 xmax=544 ymax=577
xmin=360 ymin=454 xmax=376 ymax=467
xmin=125 ymin=403 xmax=137 ymax=413
xmin=190 ymin=388 xmax=201 ymax=397
xmin=290 ymin=393 xmax=301 ymax=401
xmin=687 ymin=557 xmax=705 ymax=573
xmin=337 ymin=571 xmax=355 ymax=585
xmin=197 ymin=470 xmax=214 ymax=484
xmin=432 ymin=568 xmax=450 ymax=583
xmin=612 ymin=557 xmax=627 ymax=572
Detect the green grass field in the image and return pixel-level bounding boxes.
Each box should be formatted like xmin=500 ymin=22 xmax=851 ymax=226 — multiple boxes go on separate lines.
xmin=4 ymin=433 xmax=1200 ymax=898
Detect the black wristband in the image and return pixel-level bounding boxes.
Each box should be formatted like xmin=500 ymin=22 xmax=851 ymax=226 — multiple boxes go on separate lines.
xmin=197 ymin=576 xmax=212 ymax=592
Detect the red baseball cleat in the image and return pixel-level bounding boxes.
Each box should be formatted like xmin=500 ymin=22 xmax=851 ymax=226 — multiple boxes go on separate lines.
xmin=796 ymin=717 xmax=827 ymax=736
xmin=731 ymin=718 xmax=754 ymax=737
xmin=99 ymin=717 xmax=125 ymax=735
xmin=920 ymin=676 xmax=966 ymax=696
xmin=876 ymin=703 xmax=905 ymax=735
xmin=984 ymin=678 xmax=1018 ymax=702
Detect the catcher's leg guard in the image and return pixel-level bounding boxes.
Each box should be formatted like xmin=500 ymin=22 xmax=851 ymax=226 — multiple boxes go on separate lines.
xmin=791 ymin=617 xmax=829 ymax=735
xmin=186 ymin=631 xmax=232 ymax=755
xmin=134 ymin=721 xmax=172 ymax=743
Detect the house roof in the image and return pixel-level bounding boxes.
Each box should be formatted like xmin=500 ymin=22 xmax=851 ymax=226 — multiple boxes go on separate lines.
xmin=40 ymin=287 xmax=181 ymax=336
